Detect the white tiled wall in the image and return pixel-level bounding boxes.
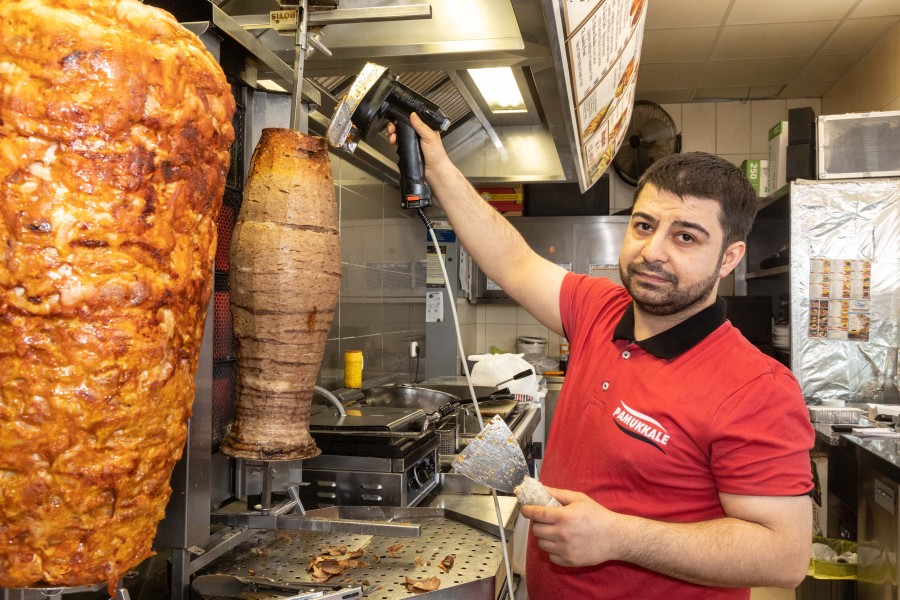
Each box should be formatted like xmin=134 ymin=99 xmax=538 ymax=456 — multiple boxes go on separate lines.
xmin=609 ymin=97 xmax=822 ymax=213
xmin=469 ymin=304 xmax=566 ymax=359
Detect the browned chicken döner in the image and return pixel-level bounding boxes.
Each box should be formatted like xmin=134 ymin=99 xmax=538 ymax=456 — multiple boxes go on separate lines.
xmin=0 ymin=0 xmax=235 ymax=592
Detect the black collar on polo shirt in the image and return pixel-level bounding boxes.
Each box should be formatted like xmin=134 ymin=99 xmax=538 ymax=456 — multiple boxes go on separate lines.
xmin=612 ymin=297 xmax=728 ymax=359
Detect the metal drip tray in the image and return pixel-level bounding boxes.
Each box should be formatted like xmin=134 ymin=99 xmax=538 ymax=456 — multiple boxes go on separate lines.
xmin=194 ymin=506 xmax=508 ymax=600
xmin=457 ymin=404 xmax=538 ymax=455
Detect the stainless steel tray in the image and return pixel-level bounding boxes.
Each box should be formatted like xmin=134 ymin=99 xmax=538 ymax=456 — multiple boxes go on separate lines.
xmin=195 ymin=507 xmax=508 ymax=600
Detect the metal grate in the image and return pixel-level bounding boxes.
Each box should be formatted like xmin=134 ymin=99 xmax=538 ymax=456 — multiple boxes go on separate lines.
xmin=212 ymin=361 xmax=236 ymax=452
xmin=396 ymin=71 xmax=469 ymax=125
xmin=395 ymin=71 xmax=445 ymax=94
xmin=215 ymin=193 xmax=240 ymax=272
xmin=437 ymin=419 xmax=458 ymax=456
xmin=312 ymin=71 xmax=470 ymax=127
xmin=211 ymin=88 xmax=243 ymax=454
xmin=313 ymin=75 xmax=351 ymax=97
xmin=195 ymin=515 xmax=505 ymax=599
xmin=424 ymin=78 xmax=471 ymax=125
xmin=213 ymin=290 xmax=235 ymax=361
xmin=226 ymin=102 xmax=245 ymax=192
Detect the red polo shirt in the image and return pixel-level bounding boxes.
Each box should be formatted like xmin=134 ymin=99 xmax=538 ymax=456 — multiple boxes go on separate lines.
xmin=526 ymin=273 xmax=814 ymax=600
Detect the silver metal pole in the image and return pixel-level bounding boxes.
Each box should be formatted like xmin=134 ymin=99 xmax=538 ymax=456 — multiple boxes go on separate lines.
xmin=290 ymin=0 xmax=311 ymax=132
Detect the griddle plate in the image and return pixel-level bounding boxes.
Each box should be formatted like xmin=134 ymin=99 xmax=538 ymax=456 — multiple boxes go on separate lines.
xmin=309 ymin=405 xmax=425 ymax=432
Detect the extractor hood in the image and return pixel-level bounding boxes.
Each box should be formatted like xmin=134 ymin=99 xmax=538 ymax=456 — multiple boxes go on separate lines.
xmin=151 ymin=0 xmax=574 ymax=183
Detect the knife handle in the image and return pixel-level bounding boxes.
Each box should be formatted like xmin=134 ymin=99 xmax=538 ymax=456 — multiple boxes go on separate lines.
xmin=515 ymin=476 xmax=562 ymax=507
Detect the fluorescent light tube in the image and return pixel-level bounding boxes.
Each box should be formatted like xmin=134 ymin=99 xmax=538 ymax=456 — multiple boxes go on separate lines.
xmin=468 ymin=67 xmax=527 ymax=113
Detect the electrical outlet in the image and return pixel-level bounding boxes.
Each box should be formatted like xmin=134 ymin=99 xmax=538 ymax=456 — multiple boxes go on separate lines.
xmin=409 ymin=341 xmax=419 ymax=358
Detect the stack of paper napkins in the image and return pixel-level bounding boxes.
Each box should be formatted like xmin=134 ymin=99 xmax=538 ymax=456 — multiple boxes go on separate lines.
xmin=852 ymin=427 xmax=900 ymax=439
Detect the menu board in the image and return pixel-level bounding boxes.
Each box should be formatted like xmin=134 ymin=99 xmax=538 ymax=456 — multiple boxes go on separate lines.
xmin=545 ymin=0 xmax=648 ymax=191
xmin=807 ymin=258 xmax=872 ymax=342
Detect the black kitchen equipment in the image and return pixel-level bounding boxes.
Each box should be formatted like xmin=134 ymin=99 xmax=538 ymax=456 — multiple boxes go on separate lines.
xmin=359 ymin=385 xmax=463 ymax=459
xmin=327 ymin=62 xmax=450 ymax=209
xmin=788 ymin=106 xmax=817 ymax=145
xmin=359 ymin=382 xmax=519 ymax=413
xmin=612 ymin=100 xmax=682 ymax=186
xmin=523 ymin=179 xmax=610 ymax=216
xmin=308 ymin=404 xmax=428 ymax=435
xmin=787 ymin=142 xmax=816 ymax=181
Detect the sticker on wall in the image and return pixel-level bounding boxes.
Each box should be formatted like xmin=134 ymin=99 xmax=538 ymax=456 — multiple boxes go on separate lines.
xmin=426 ymin=290 xmax=444 ymax=323
xmin=426 ymin=245 xmax=447 ymax=288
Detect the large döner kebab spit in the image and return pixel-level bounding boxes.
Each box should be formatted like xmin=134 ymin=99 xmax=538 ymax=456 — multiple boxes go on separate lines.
xmin=0 ymin=0 xmax=234 ymax=594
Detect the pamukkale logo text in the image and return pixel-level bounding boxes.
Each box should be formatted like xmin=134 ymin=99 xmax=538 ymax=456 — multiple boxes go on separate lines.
xmin=612 ymin=401 xmax=670 ymax=453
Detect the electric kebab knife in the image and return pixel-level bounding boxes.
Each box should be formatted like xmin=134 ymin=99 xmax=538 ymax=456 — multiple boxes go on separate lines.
xmin=453 ymin=415 xmax=562 ymax=507
xmin=327 ymin=62 xmax=450 ymax=209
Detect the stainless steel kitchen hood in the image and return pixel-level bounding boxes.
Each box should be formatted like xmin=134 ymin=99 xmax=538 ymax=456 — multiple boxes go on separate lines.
xmin=158 ymin=0 xmax=574 ymax=183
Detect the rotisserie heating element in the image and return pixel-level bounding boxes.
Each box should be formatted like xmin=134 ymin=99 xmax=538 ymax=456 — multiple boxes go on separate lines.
xmin=0 ymin=0 xmax=235 ymax=593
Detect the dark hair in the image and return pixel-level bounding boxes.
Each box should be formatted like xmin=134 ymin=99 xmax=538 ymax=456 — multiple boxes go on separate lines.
xmin=632 ymin=152 xmax=757 ymax=247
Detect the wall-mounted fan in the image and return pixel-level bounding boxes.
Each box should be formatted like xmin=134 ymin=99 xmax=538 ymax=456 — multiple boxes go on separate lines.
xmin=612 ymin=100 xmax=682 ymax=186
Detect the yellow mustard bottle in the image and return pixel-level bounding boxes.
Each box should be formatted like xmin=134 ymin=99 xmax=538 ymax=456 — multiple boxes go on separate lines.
xmin=344 ymin=350 xmax=363 ymax=388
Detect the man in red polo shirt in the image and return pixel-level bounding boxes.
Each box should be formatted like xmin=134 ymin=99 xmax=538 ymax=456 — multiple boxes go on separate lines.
xmin=387 ymin=115 xmax=814 ymax=599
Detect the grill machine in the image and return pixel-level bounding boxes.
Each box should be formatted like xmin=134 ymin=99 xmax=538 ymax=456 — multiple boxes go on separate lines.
xmin=299 ymin=404 xmax=441 ymax=509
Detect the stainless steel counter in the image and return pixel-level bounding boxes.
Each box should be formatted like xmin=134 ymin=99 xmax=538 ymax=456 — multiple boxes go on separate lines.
xmin=844 ymin=435 xmax=900 ymax=471
xmin=811 ymin=416 xmax=900 ymax=469
xmin=505 ymin=404 xmax=542 ymax=450
xmin=849 ymin=434 xmax=900 ymax=599
xmin=424 ymin=492 xmax=519 ymax=536
xmin=813 ymin=421 xmax=848 ymax=447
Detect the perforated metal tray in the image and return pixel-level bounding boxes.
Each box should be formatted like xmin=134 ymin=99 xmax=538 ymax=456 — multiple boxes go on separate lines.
xmin=195 ymin=509 xmax=507 ymax=599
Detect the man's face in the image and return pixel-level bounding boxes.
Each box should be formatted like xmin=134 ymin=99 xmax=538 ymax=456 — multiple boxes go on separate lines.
xmin=619 ymin=183 xmax=740 ymax=317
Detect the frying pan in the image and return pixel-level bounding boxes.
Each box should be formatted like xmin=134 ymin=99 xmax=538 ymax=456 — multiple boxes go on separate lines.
xmin=361 ymin=384 xmax=517 ymax=416
xmin=361 ymin=385 xmax=460 ymax=413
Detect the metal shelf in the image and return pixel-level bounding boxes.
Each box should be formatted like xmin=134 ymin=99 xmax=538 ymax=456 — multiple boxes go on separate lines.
xmin=756 ymin=184 xmax=790 ymax=218
xmin=746 ymin=265 xmax=789 ymax=279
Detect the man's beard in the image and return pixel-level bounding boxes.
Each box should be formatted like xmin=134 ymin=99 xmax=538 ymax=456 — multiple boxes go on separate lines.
xmin=620 ymin=255 xmax=723 ymax=316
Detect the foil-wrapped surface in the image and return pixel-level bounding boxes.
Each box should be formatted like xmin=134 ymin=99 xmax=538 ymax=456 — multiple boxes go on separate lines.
xmin=790 ymin=179 xmax=899 ymax=402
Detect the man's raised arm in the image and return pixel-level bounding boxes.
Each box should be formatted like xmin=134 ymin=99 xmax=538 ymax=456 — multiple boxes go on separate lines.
xmin=398 ymin=113 xmax=568 ymax=334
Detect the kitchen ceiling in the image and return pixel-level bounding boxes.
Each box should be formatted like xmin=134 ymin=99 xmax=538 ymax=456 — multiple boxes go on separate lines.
xmin=639 ymin=0 xmax=899 ymax=103
xmin=297 ymin=0 xmax=899 ymax=119
xmin=187 ymin=0 xmax=898 ymax=182
xmin=305 ymin=0 xmax=898 ymax=182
